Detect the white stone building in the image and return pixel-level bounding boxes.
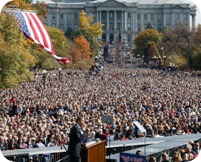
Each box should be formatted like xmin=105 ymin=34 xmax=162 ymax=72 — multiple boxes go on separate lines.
xmin=44 ymin=0 xmax=196 ymax=44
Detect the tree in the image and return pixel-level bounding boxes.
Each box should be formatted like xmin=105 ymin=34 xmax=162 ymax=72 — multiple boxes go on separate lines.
xmin=145 ymin=22 xmax=154 ymax=29
xmin=65 ymin=27 xmax=74 ymax=40
xmin=79 ymin=10 xmax=103 ymax=38
xmin=6 ymin=0 xmax=32 ymax=10
xmin=161 ymin=23 xmax=197 ymax=69
xmin=133 ymin=28 xmax=162 ymax=57
xmin=72 ymin=28 xmax=98 ymax=58
xmin=31 ymin=2 xmax=48 ymax=21
xmin=74 ymin=36 xmax=91 ymax=61
xmin=32 ymin=26 xmax=71 ymax=69
xmin=0 ymin=13 xmax=36 ymax=87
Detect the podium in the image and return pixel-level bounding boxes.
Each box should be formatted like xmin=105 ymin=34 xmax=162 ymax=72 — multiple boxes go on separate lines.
xmin=81 ymin=140 xmax=106 ymax=162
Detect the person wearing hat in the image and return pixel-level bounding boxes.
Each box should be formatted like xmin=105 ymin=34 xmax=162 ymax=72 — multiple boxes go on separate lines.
xmin=68 ymin=116 xmax=84 ymax=162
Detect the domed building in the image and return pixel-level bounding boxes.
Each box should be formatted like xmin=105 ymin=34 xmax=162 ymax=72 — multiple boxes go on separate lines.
xmin=44 ymin=0 xmax=197 ymax=44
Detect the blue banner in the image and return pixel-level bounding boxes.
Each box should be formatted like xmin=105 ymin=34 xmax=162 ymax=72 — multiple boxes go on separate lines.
xmin=120 ymin=153 xmax=148 ymax=162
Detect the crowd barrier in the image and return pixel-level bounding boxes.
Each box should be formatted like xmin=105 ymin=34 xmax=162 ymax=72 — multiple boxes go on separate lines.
xmin=2 ymin=134 xmax=201 ymax=162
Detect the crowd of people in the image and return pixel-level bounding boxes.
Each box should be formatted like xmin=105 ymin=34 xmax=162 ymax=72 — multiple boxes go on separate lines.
xmin=0 ymin=64 xmax=201 ymax=161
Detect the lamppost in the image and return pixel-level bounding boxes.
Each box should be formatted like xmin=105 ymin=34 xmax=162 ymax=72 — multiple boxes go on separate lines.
xmin=161 ymin=44 xmax=165 ymax=66
xmin=58 ymin=68 xmax=61 ymax=81
xmin=42 ymin=69 xmax=47 ymax=88
xmin=163 ymin=55 xmax=167 ymax=66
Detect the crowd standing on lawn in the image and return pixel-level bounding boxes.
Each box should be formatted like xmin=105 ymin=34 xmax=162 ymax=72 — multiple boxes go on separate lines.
xmin=0 ymin=64 xmax=201 ymax=161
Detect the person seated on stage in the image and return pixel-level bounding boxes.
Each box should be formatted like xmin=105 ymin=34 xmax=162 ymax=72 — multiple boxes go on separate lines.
xmin=145 ymin=124 xmax=155 ymax=138
xmin=120 ymin=134 xmax=128 ymax=141
xmin=192 ymin=141 xmax=200 ymax=158
xmin=95 ymin=128 xmax=106 ymax=141
xmin=136 ymin=150 xmax=142 ymax=156
xmin=148 ymin=155 xmax=156 ymax=162
xmin=171 ymin=150 xmax=182 ymax=162
xmin=161 ymin=153 xmax=170 ymax=162
xmin=181 ymin=152 xmax=189 ymax=162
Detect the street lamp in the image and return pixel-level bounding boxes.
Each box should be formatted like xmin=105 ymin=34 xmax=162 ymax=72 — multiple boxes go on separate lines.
xmin=163 ymin=55 xmax=167 ymax=66
xmin=42 ymin=69 xmax=47 ymax=88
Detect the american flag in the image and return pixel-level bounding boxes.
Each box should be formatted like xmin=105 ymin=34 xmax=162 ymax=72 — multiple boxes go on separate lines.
xmin=5 ymin=10 xmax=69 ymax=64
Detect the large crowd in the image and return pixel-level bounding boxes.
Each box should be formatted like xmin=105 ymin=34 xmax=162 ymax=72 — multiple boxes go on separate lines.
xmin=0 ymin=64 xmax=201 ymax=161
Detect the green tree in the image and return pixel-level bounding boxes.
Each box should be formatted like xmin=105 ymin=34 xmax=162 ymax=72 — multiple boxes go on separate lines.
xmin=32 ymin=26 xmax=71 ymax=69
xmin=0 ymin=13 xmax=36 ymax=88
xmin=65 ymin=27 xmax=74 ymax=40
xmin=133 ymin=28 xmax=161 ymax=57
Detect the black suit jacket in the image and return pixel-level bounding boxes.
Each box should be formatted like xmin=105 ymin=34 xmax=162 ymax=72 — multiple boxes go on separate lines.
xmin=68 ymin=124 xmax=82 ymax=157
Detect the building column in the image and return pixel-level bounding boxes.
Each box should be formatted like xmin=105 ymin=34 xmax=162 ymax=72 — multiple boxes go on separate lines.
xmin=100 ymin=11 xmax=102 ymax=24
xmin=56 ymin=13 xmax=59 ymax=28
xmin=125 ymin=11 xmax=127 ymax=30
xmin=114 ymin=10 xmax=117 ymax=31
xmin=107 ymin=10 xmax=109 ymax=31
xmin=131 ymin=11 xmax=134 ymax=31
xmin=192 ymin=14 xmax=196 ymax=29
xmin=64 ymin=14 xmax=67 ymax=31
xmin=163 ymin=13 xmax=166 ymax=28
xmin=96 ymin=11 xmax=99 ymax=22
xmin=121 ymin=11 xmax=124 ymax=30
xmin=134 ymin=12 xmax=137 ymax=31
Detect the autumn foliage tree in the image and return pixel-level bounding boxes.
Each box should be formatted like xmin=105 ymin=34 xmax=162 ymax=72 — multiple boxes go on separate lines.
xmin=0 ymin=13 xmax=36 ymax=87
xmin=78 ymin=11 xmax=103 ymax=58
xmin=79 ymin=10 xmax=103 ymax=38
xmin=6 ymin=0 xmax=32 ymax=10
xmin=73 ymin=36 xmax=91 ymax=61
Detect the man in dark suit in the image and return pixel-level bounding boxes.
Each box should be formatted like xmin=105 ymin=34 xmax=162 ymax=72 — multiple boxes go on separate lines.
xmin=68 ymin=116 xmax=84 ymax=162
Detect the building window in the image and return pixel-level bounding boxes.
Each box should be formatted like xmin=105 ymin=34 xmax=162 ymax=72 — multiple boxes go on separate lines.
xmin=67 ymin=23 xmax=71 ymax=28
xmin=127 ymin=12 xmax=131 ymax=19
xmin=158 ymin=14 xmax=161 ymax=20
xmin=144 ymin=14 xmax=147 ymax=20
xmin=52 ymin=23 xmax=56 ymax=27
xmin=175 ymin=13 xmax=179 ymax=19
xmin=166 ymin=14 xmax=170 ymax=20
xmin=184 ymin=13 xmax=187 ymax=20
xmin=137 ymin=24 xmax=141 ymax=31
xmin=52 ymin=13 xmax=55 ymax=20
xmin=110 ymin=12 xmax=113 ymax=18
xmin=60 ymin=23 xmax=64 ymax=30
xmin=117 ymin=11 xmax=121 ymax=19
xmin=74 ymin=23 xmax=78 ymax=28
xmin=166 ymin=23 xmax=170 ymax=28
xmin=128 ymin=36 xmax=131 ymax=43
xmin=127 ymin=22 xmax=131 ymax=30
xmin=60 ymin=14 xmax=63 ymax=20
xmin=158 ymin=24 xmax=162 ymax=31
xmin=74 ymin=14 xmax=78 ymax=20
xmin=109 ymin=22 xmax=113 ymax=30
xmin=102 ymin=11 xmax=106 ymax=18
xmin=67 ymin=14 xmax=71 ymax=20
xmin=137 ymin=14 xmax=140 ymax=20
xmin=151 ymin=14 xmax=154 ymax=20
xmin=117 ymin=22 xmax=121 ymax=30
xmin=103 ymin=22 xmax=106 ymax=30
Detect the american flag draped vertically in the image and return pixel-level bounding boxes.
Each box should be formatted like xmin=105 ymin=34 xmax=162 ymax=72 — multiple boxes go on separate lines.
xmin=5 ymin=10 xmax=69 ymax=64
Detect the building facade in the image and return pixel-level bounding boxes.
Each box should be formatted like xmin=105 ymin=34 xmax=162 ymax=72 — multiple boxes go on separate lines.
xmin=44 ymin=0 xmax=197 ymax=44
